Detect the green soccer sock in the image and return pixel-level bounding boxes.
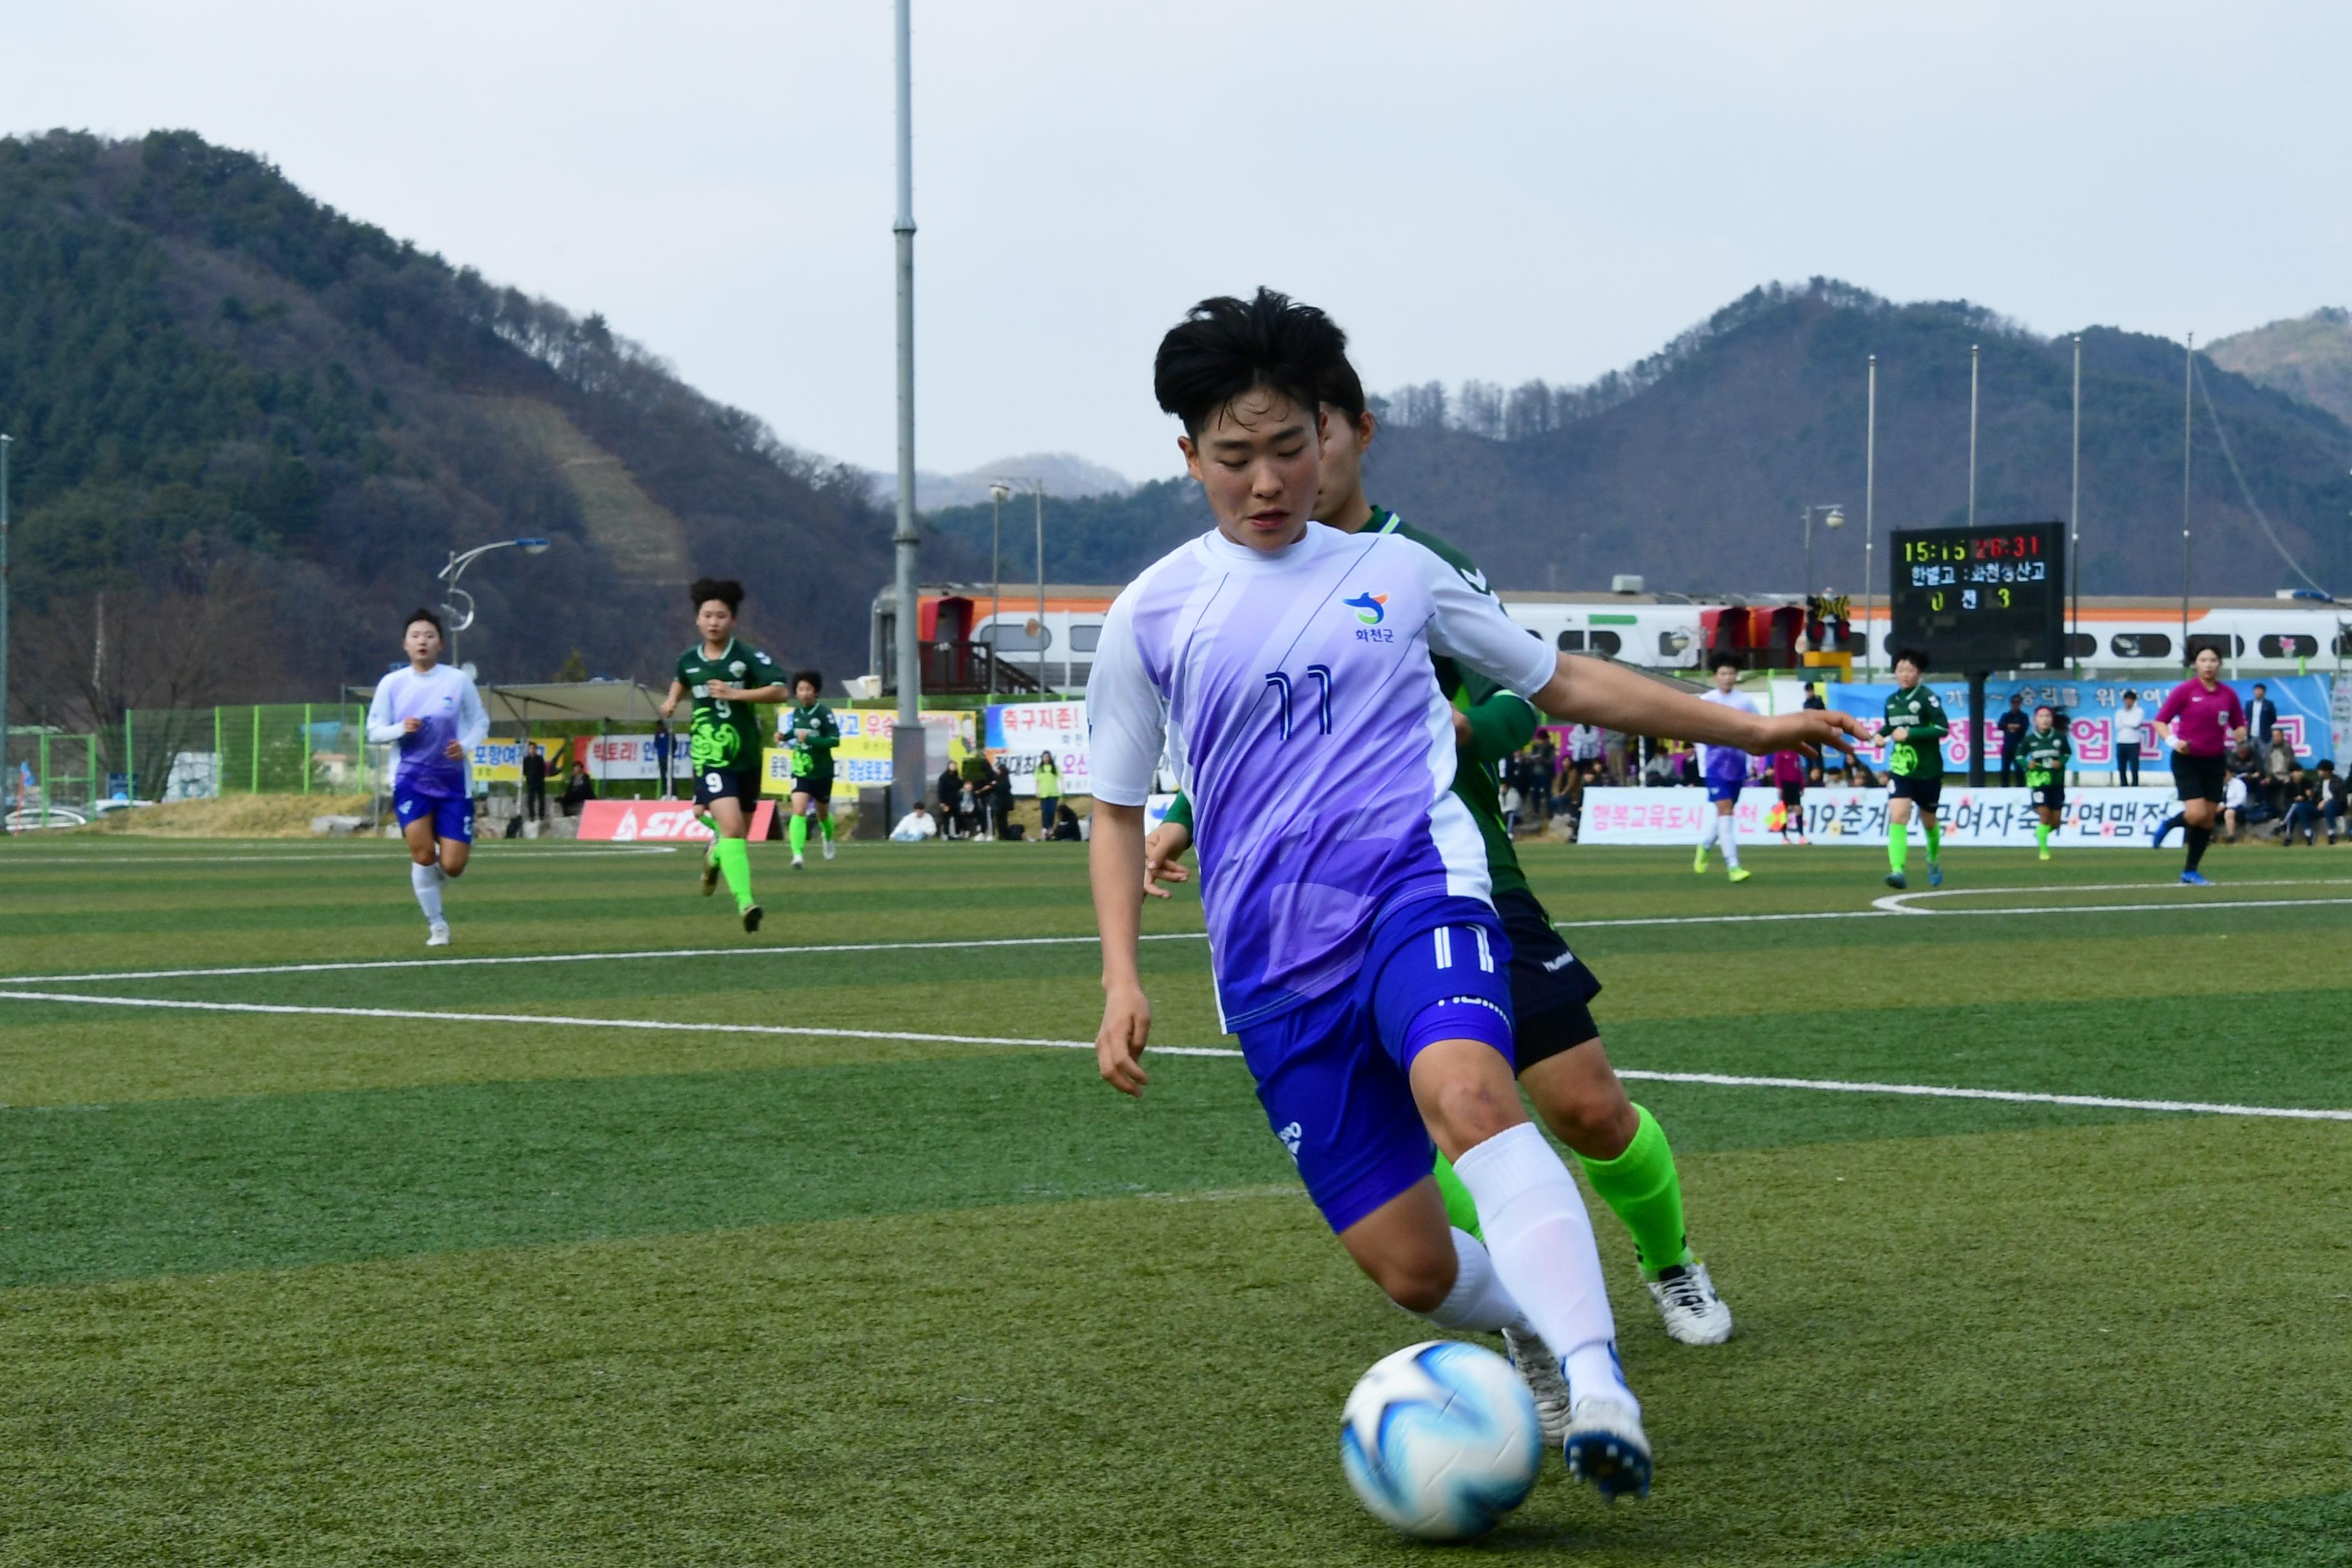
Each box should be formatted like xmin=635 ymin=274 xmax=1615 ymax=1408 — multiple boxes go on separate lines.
xmin=1578 ymin=1104 xmax=1694 ymax=1276
xmin=1923 ymin=819 xmax=1943 ymax=862
xmin=714 ymin=837 xmax=754 ymax=909
xmin=1431 ymin=1152 xmax=1484 ymax=1241
xmin=818 ymin=814 xmax=834 ymax=842
xmin=2035 ymin=821 xmax=2052 ymax=852
xmin=1888 ymin=820 xmax=1909 ymax=874
xmin=789 ymin=812 xmax=809 ymax=856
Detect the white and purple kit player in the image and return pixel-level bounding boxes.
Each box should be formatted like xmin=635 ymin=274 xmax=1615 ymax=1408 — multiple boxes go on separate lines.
xmin=366 ymin=609 xmax=489 ymax=945
xmin=1692 ymin=655 xmax=1758 ymax=883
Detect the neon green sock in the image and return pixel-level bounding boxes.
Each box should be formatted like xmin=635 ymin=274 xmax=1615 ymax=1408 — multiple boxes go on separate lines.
xmin=1431 ymin=1152 xmax=1483 ymax=1241
xmin=789 ymin=812 xmax=808 ymax=856
xmin=714 ymin=837 xmax=754 ymax=908
xmin=1888 ymin=820 xmax=1908 ymax=873
xmin=1578 ymin=1104 xmax=1694 ymax=1275
xmin=2035 ymin=821 xmax=2051 ymax=852
xmin=818 ymin=813 xmax=834 ymax=842
xmin=1923 ymin=819 xmax=1943 ymax=863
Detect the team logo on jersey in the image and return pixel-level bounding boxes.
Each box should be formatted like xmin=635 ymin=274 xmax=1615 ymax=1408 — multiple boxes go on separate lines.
xmin=729 ymin=661 xmax=746 ymax=678
xmin=1344 ymin=592 xmax=1389 ymax=625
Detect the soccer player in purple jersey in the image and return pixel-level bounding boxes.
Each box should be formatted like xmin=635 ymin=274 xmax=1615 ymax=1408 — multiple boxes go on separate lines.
xmin=366 ymin=608 xmax=490 ymax=946
xmin=1692 ymin=656 xmax=1758 ymax=883
xmin=1086 ymin=290 xmax=1862 ymax=1500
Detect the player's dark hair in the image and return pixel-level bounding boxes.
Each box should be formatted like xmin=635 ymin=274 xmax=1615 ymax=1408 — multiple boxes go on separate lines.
xmin=1892 ymin=647 xmax=1930 ymax=672
xmin=2034 ymin=704 xmax=2053 ymax=718
xmin=1712 ymin=654 xmax=1741 ymax=673
xmin=405 ymin=607 xmax=445 ymax=636
xmin=689 ymin=577 xmax=743 ymax=612
xmin=1317 ymin=353 xmax=1369 ymax=425
xmin=1153 ymin=288 xmax=1348 ymax=437
xmin=792 ymin=669 xmax=821 ymax=692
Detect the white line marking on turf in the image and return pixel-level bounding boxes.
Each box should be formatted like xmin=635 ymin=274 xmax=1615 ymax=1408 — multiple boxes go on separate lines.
xmin=0 ymin=933 xmax=1209 ymax=987
xmin=5 ymin=991 xmax=2347 ymax=1124
xmin=1874 ymin=877 xmax=2352 ymax=916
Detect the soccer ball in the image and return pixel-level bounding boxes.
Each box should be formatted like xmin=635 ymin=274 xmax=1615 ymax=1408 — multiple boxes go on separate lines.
xmin=1340 ymin=1340 xmax=1544 ymax=1540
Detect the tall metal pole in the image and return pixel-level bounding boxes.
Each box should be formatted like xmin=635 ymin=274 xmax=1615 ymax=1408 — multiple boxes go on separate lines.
xmin=989 ymin=487 xmax=1003 ymax=696
xmin=2069 ymin=335 xmax=2082 ymax=676
xmin=1967 ymin=343 xmax=1979 ymax=528
xmin=1034 ymin=484 xmax=1048 ymax=694
xmin=1864 ymin=355 xmax=1876 ymax=680
xmin=2180 ymin=332 xmax=2193 ymax=651
xmin=888 ymin=0 xmax=926 ymax=819
xmin=1802 ymin=504 xmax=1812 ymax=600
xmin=0 ymin=433 xmax=11 ymax=834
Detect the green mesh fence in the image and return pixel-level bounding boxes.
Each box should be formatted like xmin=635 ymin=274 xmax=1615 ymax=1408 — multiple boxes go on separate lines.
xmin=67 ymin=704 xmax=373 ymax=803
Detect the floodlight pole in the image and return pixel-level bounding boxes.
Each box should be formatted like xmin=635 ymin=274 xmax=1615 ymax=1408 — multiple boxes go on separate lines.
xmin=888 ymin=0 xmax=927 ymax=820
xmin=2070 ymin=335 xmax=2082 ymax=676
xmin=1034 ymin=482 xmax=1048 ymax=694
xmin=1967 ymin=343 xmax=1979 ymax=528
xmin=1864 ymin=355 xmax=1877 ymax=680
xmin=2180 ymin=332 xmax=2193 ymax=651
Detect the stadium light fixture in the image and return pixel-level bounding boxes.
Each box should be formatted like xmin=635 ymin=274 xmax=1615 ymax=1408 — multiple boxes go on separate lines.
xmin=436 ymin=536 xmax=551 ymax=667
xmin=1802 ymin=503 xmax=1845 ymax=603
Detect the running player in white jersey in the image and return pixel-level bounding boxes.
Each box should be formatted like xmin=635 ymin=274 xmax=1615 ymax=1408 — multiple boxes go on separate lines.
xmin=1692 ymin=656 xmax=1758 ymax=883
xmin=366 ymin=609 xmax=490 ymax=945
xmin=1088 ymin=289 xmax=1863 ymax=1500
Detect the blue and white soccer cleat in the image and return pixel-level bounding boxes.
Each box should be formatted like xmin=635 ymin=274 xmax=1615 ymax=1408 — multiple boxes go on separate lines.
xmin=2181 ymin=870 xmax=2212 ymax=887
xmin=1564 ymin=1397 xmax=1652 ymax=1502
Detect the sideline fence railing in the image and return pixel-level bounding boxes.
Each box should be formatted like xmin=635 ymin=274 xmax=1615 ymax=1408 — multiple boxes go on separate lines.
xmin=4 ymin=703 xmax=370 ymax=819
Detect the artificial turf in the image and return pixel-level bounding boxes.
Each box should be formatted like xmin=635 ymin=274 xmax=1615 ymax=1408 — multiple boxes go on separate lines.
xmin=3 ymin=835 xmax=2349 ymax=1565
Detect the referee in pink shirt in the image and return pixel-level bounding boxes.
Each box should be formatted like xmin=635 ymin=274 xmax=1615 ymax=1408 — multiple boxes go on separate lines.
xmin=2153 ymin=646 xmax=2249 ymax=885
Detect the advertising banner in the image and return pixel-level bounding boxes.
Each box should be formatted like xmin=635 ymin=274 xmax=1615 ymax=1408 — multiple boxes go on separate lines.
xmin=576 ymin=798 xmax=777 ymax=841
xmin=469 ymin=741 xmax=524 ymax=785
xmin=762 ymin=709 xmax=975 ymax=799
xmin=583 ymin=736 xmax=665 ymax=781
xmin=1825 ymin=675 xmax=2333 ymax=770
xmin=985 ymin=701 xmax=1092 ymax=797
xmin=1577 ymin=785 xmax=2180 ymax=848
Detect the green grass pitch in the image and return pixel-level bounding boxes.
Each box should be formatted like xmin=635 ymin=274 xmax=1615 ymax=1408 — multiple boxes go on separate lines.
xmin=4 ymin=833 xmax=2349 ymax=1565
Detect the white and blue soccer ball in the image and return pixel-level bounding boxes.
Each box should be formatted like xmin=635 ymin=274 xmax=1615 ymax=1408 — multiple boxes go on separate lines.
xmin=1340 ymin=1339 xmax=1544 ymax=1540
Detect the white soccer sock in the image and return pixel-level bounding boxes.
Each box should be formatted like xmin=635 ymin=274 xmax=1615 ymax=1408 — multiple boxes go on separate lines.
xmin=1718 ymin=814 xmax=1741 ymax=868
xmin=1451 ymin=1122 xmax=1636 ymax=1414
xmin=1424 ymin=1228 xmax=1529 ymax=1335
xmin=410 ymin=861 xmax=446 ymax=925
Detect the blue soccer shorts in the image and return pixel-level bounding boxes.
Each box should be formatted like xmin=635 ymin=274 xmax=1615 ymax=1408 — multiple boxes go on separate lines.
xmin=1235 ymin=896 xmax=1516 ymax=1234
xmin=395 ymin=791 xmax=475 ymax=843
xmin=1705 ymin=778 xmax=1742 ymax=803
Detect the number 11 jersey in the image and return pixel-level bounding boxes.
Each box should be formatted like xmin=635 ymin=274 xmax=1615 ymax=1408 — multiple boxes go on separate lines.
xmin=1087 ymin=522 xmax=1556 ymax=1030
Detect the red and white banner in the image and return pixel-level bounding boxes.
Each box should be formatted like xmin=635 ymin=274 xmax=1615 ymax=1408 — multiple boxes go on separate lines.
xmin=576 ymin=798 xmax=776 ymax=841
xmin=1576 ymin=786 xmax=2180 ymax=848
xmin=583 ymin=736 xmax=669 ymax=781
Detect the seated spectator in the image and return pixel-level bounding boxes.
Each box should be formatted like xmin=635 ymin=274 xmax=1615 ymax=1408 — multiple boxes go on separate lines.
xmin=2221 ymin=773 xmax=2249 ymax=842
xmin=2317 ymin=760 xmax=2347 ymax=845
xmin=2266 ymin=734 xmax=2297 ymax=801
xmin=559 ymin=764 xmax=596 ymax=817
xmin=2278 ymin=769 xmax=2320 ymax=846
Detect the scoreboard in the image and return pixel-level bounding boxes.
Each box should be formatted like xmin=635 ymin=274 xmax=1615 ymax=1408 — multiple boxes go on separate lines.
xmin=1888 ymin=522 xmax=2068 ymax=671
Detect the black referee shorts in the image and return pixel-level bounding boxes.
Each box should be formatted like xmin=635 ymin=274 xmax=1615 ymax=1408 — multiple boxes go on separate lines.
xmin=1494 ymin=887 xmax=1604 ymax=1072
xmin=2170 ymin=752 xmax=2228 ymax=804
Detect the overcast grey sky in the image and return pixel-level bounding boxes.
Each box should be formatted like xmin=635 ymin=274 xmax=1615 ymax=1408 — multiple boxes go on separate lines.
xmin=16 ymin=2 xmax=2347 ymax=483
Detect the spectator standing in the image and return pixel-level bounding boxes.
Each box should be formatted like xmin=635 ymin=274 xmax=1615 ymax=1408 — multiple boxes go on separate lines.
xmin=522 ymin=742 xmax=549 ymax=821
xmin=1772 ymin=749 xmax=1809 ymax=843
xmin=652 ymin=721 xmax=675 ymax=798
xmin=2246 ymin=683 xmax=2277 ymax=750
xmin=989 ymin=756 xmax=1015 ymax=840
xmin=936 ymin=763 xmax=965 ymax=838
xmin=560 ymin=763 xmax=596 ymax=817
xmin=2112 ymin=691 xmax=2146 ymax=785
xmin=1995 ymin=693 xmax=2031 ymax=788
xmin=1604 ymin=727 xmax=1632 ymax=785
xmin=960 ymin=749 xmax=995 ymax=841
xmin=1034 ymin=750 xmax=1064 ymax=840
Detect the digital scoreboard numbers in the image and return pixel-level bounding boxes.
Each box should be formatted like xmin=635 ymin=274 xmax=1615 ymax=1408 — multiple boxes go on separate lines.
xmin=1888 ymin=521 xmax=2068 ymax=670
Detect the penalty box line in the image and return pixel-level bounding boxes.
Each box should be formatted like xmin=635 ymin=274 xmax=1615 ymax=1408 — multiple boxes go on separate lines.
xmin=4 ymin=989 xmax=2349 ymax=1126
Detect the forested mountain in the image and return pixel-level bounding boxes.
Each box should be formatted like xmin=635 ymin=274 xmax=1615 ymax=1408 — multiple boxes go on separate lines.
xmin=0 ymin=130 xmax=888 ymax=732
xmin=923 ymin=282 xmax=2352 ymax=601
xmin=2208 ymin=308 xmax=2352 ymax=433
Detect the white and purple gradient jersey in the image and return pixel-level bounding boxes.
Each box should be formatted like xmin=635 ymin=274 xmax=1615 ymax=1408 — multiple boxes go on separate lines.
xmin=1696 ymin=689 xmax=1759 ymax=784
xmin=366 ymin=664 xmax=489 ymax=799
xmin=1088 ymin=524 xmax=1556 ymax=1031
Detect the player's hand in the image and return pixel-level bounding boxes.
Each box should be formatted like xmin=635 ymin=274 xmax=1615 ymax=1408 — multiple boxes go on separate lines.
xmin=442 ymin=741 xmax=465 ymax=760
xmin=707 ymin=681 xmax=742 ymax=700
xmin=1759 ymin=709 xmax=1868 ymax=762
xmin=1451 ymin=710 xmax=1472 ymax=747
xmin=1096 ymin=983 xmax=1153 ymax=1097
xmin=1142 ymin=821 xmax=1193 ymax=900
xmin=403 ymin=717 xmax=422 ymax=734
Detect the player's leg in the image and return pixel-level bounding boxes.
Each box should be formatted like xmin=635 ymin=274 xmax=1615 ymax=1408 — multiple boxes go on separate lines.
xmin=1886 ymin=792 xmax=1913 ymax=887
xmin=1692 ymin=796 xmax=1713 ymax=872
xmin=2175 ymin=758 xmax=2220 ymax=883
xmin=435 ymin=798 xmax=473 ymax=879
xmin=815 ymin=797 xmax=836 ymax=858
xmin=1714 ymin=796 xmax=1746 ymax=881
xmin=1919 ymin=784 xmax=1944 ymax=885
xmin=788 ymin=789 xmax=812 ymax=867
xmin=692 ymin=770 xmax=727 ymax=894
xmin=706 ymin=777 xmax=760 ymax=928
xmin=400 ymin=805 xmax=451 ymax=944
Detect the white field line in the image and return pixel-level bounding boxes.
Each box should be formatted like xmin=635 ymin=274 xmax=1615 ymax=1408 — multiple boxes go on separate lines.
xmin=0 ymin=932 xmax=1210 ymax=987
xmin=1874 ymin=877 xmax=2352 ymax=916
xmin=0 ymin=847 xmax=680 ymax=866
xmin=3 ymin=990 xmax=2347 ymax=1124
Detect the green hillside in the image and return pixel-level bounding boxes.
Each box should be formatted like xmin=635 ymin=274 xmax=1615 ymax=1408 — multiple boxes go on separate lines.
xmin=0 ymin=130 xmax=887 ymax=732
xmin=926 ymin=282 xmax=2352 ymax=600
xmin=2208 ymin=308 xmax=2352 ymax=432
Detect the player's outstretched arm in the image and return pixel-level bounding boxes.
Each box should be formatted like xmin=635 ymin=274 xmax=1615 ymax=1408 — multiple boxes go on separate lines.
xmin=1530 ymin=653 xmax=1866 ymax=760
xmin=1090 ymin=801 xmax=1153 ymax=1095
xmin=658 ymin=680 xmax=688 ymax=720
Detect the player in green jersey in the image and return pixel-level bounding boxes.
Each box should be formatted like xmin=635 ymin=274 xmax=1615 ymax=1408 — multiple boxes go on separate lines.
xmin=781 ymin=671 xmax=841 ymax=869
xmin=1143 ymin=353 xmax=1734 ymax=1398
xmin=658 ymin=578 xmax=788 ymax=932
xmin=2021 ymin=703 xmax=2072 ymax=861
xmin=1881 ymin=649 xmax=1949 ymax=890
